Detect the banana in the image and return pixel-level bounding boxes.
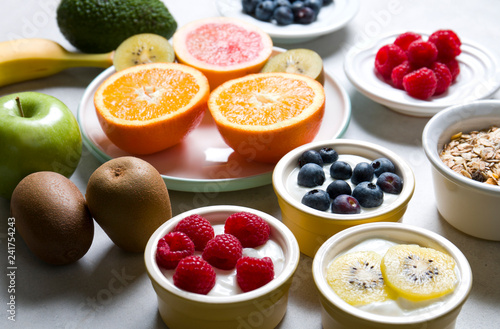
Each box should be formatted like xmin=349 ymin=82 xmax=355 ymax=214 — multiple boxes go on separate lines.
xmin=0 ymin=38 xmax=113 ymax=87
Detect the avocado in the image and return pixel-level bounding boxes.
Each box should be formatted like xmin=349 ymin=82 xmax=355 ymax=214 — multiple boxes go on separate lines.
xmin=10 ymin=172 xmax=94 ymax=265
xmin=57 ymin=0 xmax=177 ymax=53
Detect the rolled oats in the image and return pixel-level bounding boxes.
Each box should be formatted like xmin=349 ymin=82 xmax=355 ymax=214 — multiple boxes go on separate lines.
xmin=439 ymin=126 xmax=500 ymax=186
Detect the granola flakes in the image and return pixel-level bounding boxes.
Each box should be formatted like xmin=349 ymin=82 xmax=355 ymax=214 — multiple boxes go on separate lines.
xmin=440 ymin=126 xmax=500 ymax=186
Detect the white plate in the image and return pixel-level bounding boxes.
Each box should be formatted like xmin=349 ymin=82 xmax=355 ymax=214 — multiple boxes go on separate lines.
xmin=215 ymin=0 xmax=359 ymax=44
xmin=344 ymin=32 xmax=500 ymax=117
xmin=77 ymin=48 xmax=351 ymax=192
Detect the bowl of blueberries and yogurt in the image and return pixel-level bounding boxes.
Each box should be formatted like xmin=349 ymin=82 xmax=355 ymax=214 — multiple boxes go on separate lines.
xmin=272 ymin=139 xmax=415 ymax=257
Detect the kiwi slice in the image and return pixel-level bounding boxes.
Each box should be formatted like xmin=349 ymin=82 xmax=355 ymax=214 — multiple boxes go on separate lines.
xmin=381 ymin=244 xmax=457 ymax=302
xmin=326 ymin=251 xmax=392 ymax=306
xmin=113 ymin=33 xmax=175 ymax=71
xmin=261 ymin=48 xmax=325 ymax=85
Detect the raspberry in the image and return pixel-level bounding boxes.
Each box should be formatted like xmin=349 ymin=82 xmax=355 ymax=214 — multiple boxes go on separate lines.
xmin=174 ymin=214 xmax=214 ymax=251
xmin=407 ymin=40 xmax=438 ymax=68
xmin=403 ymin=67 xmax=437 ymax=100
xmin=156 ymin=232 xmax=195 ymax=269
xmin=236 ymin=257 xmax=274 ymax=292
xmin=394 ymin=32 xmax=422 ymax=51
xmin=202 ymin=234 xmax=242 ymax=270
xmin=444 ymin=58 xmax=460 ymax=82
xmin=391 ymin=61 xmax=412 ymax=89
xmin=173 ymin=256 xmax=216 ymax=295
xmin=428 ymin=29 xmax=461 ymax=62
xmin=431 ymin=62 xmax=452 ymax=95
xmin=224 ymin=211 xmax=271 ymax=248
xmin=374 ymin=44 xmax=407 ymax=79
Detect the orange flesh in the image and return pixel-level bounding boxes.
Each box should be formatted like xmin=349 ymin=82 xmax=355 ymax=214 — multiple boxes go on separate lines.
xmin=101 ymin=68 xmax=200 ymax=121
xmin=213 ymin=76 xmax=315 ymax=126
xmin=186 ymin=23 xmax=265 ymax=66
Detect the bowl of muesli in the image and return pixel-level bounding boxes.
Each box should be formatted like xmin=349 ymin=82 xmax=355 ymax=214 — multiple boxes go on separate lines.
xmin=423 ymin=99 xmax=500 ymax=241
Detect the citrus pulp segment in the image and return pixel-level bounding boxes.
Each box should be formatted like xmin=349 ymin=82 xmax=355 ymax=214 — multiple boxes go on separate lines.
xmin=208 ymin=72 xmax=325 ymax=163
xmin=173 ymin=16 xmax=273 ymax=89
xmin=93 ymin=62 xmax=210 ymax=155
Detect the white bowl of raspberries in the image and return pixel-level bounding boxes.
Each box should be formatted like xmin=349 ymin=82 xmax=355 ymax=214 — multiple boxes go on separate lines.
xmin=345 ymin=30 xmax=500 ymax=117
xmin=144 ymin=205 xmax=300 ymax=329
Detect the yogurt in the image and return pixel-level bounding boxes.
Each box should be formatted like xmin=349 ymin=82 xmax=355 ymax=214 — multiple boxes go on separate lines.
xmin=286 ymin=154 xmax=400 ymax=213
xmin=329 ymin=238 xmax=460 ymax=317
xmin=160 ymin=224 xmax=286 ymax=297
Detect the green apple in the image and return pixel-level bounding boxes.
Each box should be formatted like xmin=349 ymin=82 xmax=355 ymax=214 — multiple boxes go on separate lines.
xmin=0 ymin=92 xmax=82 ymax=199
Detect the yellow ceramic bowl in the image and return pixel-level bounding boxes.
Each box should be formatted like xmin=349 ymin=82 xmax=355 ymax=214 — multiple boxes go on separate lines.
xmin=144 ymin=205 xmax=300 ymax=329
xmin=313 ymin=222 xmax=473 ymax=329
xmin=272 ymin=139 xmax=415 ymax=258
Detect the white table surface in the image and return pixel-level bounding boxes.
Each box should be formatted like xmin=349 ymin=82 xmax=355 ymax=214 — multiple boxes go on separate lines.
xmin=1 ymin=1 xmax=499 ymax=328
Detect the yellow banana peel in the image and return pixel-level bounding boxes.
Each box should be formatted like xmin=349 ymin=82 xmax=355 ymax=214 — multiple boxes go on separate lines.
xmin=0 ymin=38 xmax=113 ymax=87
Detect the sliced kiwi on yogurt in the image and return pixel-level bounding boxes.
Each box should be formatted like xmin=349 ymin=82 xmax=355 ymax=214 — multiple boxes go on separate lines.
xmin=113 ymin=33 xmax=175 ymax=71
xmin=261 ymin=48 xmax=324 ymax=85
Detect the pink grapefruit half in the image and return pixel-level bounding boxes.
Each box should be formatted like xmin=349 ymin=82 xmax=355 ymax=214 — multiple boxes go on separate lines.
xmin=172 ymin=17 xmax=274 ymax=90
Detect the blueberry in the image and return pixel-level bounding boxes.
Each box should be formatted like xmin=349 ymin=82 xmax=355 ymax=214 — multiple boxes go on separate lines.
xmin=330 ymin=161 xmax=352 ymax=180
xmin=371 ymin=157 xmax=396 ymax=177
xmin=297 ymin=163 xmax=325 ymax=187
xmin=331 ymin=194 xmax=361 ymax=214
xmin=291 ymin=0 xmax=305 ymax=15
xmin=294 ymin=6 xmax=316 ymax=24
xmin=319 ymin=147 xmax=338 ymax=163
xmin=273 ymin=5 xmax=294 ymax=25
xmin=377 ymin=172 xmax=403 ymax=194
xmin=351 ymin=162 xmax=374 ymax=185
xmin=242 ymin=0 xmax=262 ymax=14
xmin=255 ymin=0 xmax=276 ymax=21
xmin=298 ymin=150 xmax=323 ymax=167
xmin=322 ymin=0 xmax=333 ymax=5
xmin=301 ymin=189 xmax=331 ymax=211
xmin=304 ymin=0 xmax=323 ymax=16
xmin=326 ymin=180 xmax=351 ymax=200
xmin=352 ymin=182 xmax=384 ymax=208
xmin=275 ymin=0 xmax=292 ymax=7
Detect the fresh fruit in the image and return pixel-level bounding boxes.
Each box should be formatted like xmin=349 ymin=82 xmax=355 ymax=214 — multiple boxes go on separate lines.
xmin=431 ymin=62 xmax=453 ymax=95
xmin=302 ymin=189 xmax=331 ymax=211
xmin=331 ymin=194 xmax=361 ymax=214
xmin=174 ymin=214 xmax=215 ymax=251
xmin=224 ymin=212 xmax=271 ymax=248
xmin=352 ymin=182 xmax=384 ymax=208
xmin=326 ymin=180 xmax=352 ymax=200
xmin=112 ymin=33 xmax=175 ymax=71
xmin=0 ymin=38 xmax=112 ymax=87
xmin=0 ymin=92 xmax=82 ymax=199
xmin=294 ymin=6 xmax=316 ymax=24
xmin=273 ymin=5 xmax=294 ymax=25
xmin=330 ymin=161 xmax=352 ymax=180
xmin=173 ymin=256 xmax=216 ymax=295
xmin=172 ymin=17 xmax=273 ymax=89
xmin=403 ymin=67 xmax=438 ymax=100
xmin=393 ymin=32 xmax=422 ymax=51
xmin=351 ymin=162 xmax=374 ymax=185
xmin=56 ymin=0 xmax=177 ymax=53
xmin=391 ymin=61 xmax=412 ymax=89
xmin=236 ymin=256 xmax=275 ymax=292
xmin=208 ymin=72 xmax=325 ymax=163
xmin=297 ymin=163 xmax=326 ymax=187
xmin=326 ymin=251 xmax=391 ymax=306
xmin=374 ymin=44 xmax=407 ymax=79
xmin=255 ymin=1 xmax=277 ymax=21
xmin=261 ymin=48 xmax=325 ymax=85
xmin=377 ymin=172 xmax=404 ymax=194
xmin=202 ymin=234 xmax=243 ymax=270
xmin=428 ymin=30 xmax=462 ymax=62
xmin=93 ymin=62 xmax=210 ymax=155
xmin=243 ymin=0 xmax=332 ymax=25
xmin=298 ymin=150 xmax=324 ymax=167
xmin=156 ymin=232 xmax=195 ymax=269
xmin=371 ymin=158 xmax=395 ymax=177
xmin=319 ymin=147 xmax=338 ymax=163
xmin=381 ymin=244 xmax=457 ymax=301
xmin=445 ymin=58 xmax=460 ymax=82
xmin=10 ymin=172 xmax=94 ymax=265
xmin=85 ymin=156 xmax=172 ymax=252
xmin=407 ymin=40 xmax=438 ymax=68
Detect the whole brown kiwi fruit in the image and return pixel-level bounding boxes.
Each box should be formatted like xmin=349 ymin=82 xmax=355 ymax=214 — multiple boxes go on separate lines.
xmin=86 ymin=156 xmax=172 ymax=252
xmin=10 ymin=171 xmax=94 ymax=265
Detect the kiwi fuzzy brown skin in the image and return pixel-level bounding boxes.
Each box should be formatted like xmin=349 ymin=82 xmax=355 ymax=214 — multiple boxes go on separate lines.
xmin=86 ymin=156 xmax=172 ymax=253
xmin=10 ymin=172 xmax=94 ymax=265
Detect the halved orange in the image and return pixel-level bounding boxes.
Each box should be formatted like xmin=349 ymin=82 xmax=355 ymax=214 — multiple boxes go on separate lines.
xmin=173 ymin=17 xmax=273 ymax=90
xmin=208 ymin=72 xmax=326 ymax=163
xmin=94 ymin=62 xmax=210 ymax=155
